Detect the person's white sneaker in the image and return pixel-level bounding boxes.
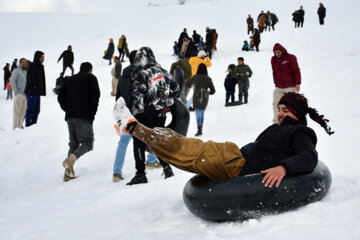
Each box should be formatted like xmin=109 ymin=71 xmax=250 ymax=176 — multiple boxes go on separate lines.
xmin=113 ymin=97 xmax=135 ymax=135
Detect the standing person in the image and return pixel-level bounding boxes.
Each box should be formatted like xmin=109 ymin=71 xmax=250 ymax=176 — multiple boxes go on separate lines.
xmin=257 ymin=11 xmax=266 ymax=33
xmin=212 ymin=29 xmax=218 ymax=54
xmin=224 ymin=64 xmax=237 ymax=104
xmin=317 ymin=3 xmax=326 ymax=25
xmin=178 ymin=28 xmax=189 ymax=53
xmin=271 ymin=43 xmax=301 ymax=123
xmin=232 ymin=57 xmax=253 ymax=104
xmin=117 ymin=35 xmax=127 ymax=62
xmin=170 ymin=51 xmax=192 ymax=104
xmin=179 ymin=38 xmax=190 ymax=58
xmin=110 ymin=57 xmax=122 ymax=96
xmin=103 ymin=38 xmax=115 ymax=65
xmin=126 ymin=47 xmax=179 ymax=185
xmin=10 ymin=58 xmax=28 ymax=129
xmin=247 ymin=15 xmax=254 ymax=35
xmin=173 ymin=41 xmax=180 ymax=56
xmin=298 ymin=6 xmax=305 ymax=27
xmin=205 ymin=27 xmax=213 ymax=59
xmin=24 ymin=51 xmax=46 ymax=127
xmin=57 ymin=45 xmax=74 ymax=76
xmin=11 ymin=59 xmax=18 ymax=72
xmin=58 ymin=62 xmax=100 ymax=182
xmin=292 ymin=10 xmax=300 ymax=28
xmin=6 ymin=80 xmax=12 ymax=100
xmin=252 ymin=28 xmax=261 ymax=52
xmin=185 ymin=63 xmax=215 ymax=136
xmin=192 ymin=30 xmax=201 ymax=44
xmin=113 ymin=92 xmax=333 ymax=185
xmin=3 ymin=63 xmax=11 ymax=90
xmin=266 ymin=11 xmax=279 ymax=31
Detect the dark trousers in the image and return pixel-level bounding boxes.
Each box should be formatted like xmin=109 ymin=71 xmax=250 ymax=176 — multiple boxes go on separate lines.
xmin=174 ymin=66 xmax=190 ymax=104
xmin=62 ymin=64 xmax=74 ymax=76
xmin=255 ymin=42 xmax=260 ymax=52
xmin=132 ymin=114 xmax=170 ymax=174
xmin=238 ymin=82 xmax=249 ymax=102
xmin=25 ymin=94 xmax=40 ymax=127
xmin=299 ymin=19 xmax=304 ymax=27
xmin=118 ymin=48 xmax=125 ymax=61
xmin=67 ymin=118 xmax=94 ymax=158
xmin=225 ymin=90 xmax=235 ymax=103
xmin=319 ymin=17 xmax=325 ymax=25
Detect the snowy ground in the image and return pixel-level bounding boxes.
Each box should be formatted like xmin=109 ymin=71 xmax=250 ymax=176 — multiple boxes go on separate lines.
xmin=1 ymin=0 xmax=360 ymax=239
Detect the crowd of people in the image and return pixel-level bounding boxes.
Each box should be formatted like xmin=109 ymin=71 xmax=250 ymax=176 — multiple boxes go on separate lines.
xmin=2 ymin=3 xmax=333 ymax=189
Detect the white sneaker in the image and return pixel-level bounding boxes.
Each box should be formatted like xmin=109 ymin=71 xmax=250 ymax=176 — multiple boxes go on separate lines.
xmin=113 ymin=97 xmax=135 ymax=135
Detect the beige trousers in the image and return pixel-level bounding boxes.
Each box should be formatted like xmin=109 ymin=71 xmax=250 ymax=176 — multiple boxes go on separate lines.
xmin=13 ymin=93 xmax=27 ymax=129
xmin=272 ymin=87 xmax=296 ymax=123
xmin=111 ymin=77 xmax=118 ymax=96
xmin=132 ymin=123 xmax=246 ymax=181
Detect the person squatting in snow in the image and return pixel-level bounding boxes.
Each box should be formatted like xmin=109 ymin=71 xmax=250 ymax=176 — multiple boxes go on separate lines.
xmin=114 ymin=92 xmax=334 ymax=187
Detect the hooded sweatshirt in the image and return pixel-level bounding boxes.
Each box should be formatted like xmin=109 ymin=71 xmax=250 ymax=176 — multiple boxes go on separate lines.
xmin=271 ymin=43 xmax=301 ymax=89
xmin=130 ymin=47 xmax=179 ymax=117
xmin=25 ymin=51 xmax=46 ymax=95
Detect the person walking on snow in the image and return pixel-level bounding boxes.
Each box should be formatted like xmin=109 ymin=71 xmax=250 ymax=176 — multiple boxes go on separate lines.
xmin=185 ymin=63 xmax=215 ymax=136
xmin=317 ymin=3 xmax=326 ymax=25
xmin=125 ymin=47 xmax=179 ymax=185
xmin=103 ymin=38 xmax=115 ymax=65
xmin=3 ymin=63 xmax=11 ymax=90
xmin=57 ymin=45 xmax=74 ymax=76
xmin=58 ymin=62 xmax=100 ymax=182
xmin=271 ymin=43 xmax=301 ymax=123
xmin=113 ymin=92 xmax=333 ymax=187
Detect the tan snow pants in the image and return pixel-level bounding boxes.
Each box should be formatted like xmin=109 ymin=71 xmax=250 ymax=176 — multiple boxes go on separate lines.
xmin=132 ymin=123 xmax=246 ymax=181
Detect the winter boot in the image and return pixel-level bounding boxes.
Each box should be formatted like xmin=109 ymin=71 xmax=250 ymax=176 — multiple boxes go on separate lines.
xmin=126 ymin=172 xmax=148 ymax=185
xmin=113 ymin=97 xmax=136 ymax=136
xmin=62 ymin=153 xmax=77 ymax=180
xmin=239 ymin=94 xmax=243 ymax=104
xmin=244 ymin=93 xmax=248 ymax=104
xmin=113 ymin=173 xmax=124 ymax=183
xmin=163 ymin=166 xmax=174 ymax=179
xmin=195 ymin=125 xmax=202 ymax=136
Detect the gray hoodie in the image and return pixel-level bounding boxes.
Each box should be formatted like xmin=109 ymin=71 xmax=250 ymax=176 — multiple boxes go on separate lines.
xmin=10 ymin=67 xmax=27 ymax=94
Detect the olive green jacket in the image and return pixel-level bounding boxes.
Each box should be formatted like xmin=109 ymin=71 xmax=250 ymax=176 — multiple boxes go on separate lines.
xmin=232 ymin=64 xmax=253 ymax=83
xmin=170 ymin=58 xmax=192 ymax=80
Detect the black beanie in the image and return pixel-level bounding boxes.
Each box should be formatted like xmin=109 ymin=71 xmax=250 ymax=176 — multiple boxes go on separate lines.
xmin=278 ymin=92 xmax=334 ymax=135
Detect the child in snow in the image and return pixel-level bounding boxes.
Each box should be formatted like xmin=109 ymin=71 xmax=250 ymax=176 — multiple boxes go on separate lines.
xmin=224 ymin=64 xmax=237 ymax=104
xmin=173 ymin=41 xmax=179 ymax=56
xmin=250 ymin=38 xmax=255 ymax=51
xmin=6 ymin=79 xmax=12 ymax=100
xmin=242 ymin=41 xmax=250 ymax=51
xmin=197 ymin=37 xmax=205 ymax=51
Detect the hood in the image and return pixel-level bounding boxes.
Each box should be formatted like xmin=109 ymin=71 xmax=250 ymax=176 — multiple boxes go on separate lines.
xmin=134 ymin=47 xmax=158 ymax=67
xmin=273 ymin=43 xmax=288 ymax=55
xmin=33 ymin=51 xmax=44 ymax=64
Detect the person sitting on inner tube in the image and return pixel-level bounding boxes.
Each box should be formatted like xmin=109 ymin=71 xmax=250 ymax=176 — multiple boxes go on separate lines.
xmin=113 ymin=92 xmax=334 ymax=188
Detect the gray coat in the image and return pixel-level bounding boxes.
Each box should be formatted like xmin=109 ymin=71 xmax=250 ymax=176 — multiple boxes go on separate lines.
xmin=10 ymin=67 xmax=27 ymax=94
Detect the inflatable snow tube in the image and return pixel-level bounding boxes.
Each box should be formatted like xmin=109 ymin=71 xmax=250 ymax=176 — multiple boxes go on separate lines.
xmin=166 ymin=97 xmax=190 ymax=137
xmin=183 ymin=160 xmax=332 ymax=221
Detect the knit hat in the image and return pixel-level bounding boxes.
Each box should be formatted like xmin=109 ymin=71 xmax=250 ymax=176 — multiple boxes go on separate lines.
xmin=198 ymin=50 xmax=206 ymax=57
xmin=278 ymin=92 xmax=334 ymax=135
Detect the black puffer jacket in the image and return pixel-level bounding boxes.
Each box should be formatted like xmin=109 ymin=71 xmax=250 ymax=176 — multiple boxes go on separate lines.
xmin=130 ymin=47 xmax=179 ymax=117
xmin=25 ymin=51 xmax=46 ymax=96
xmin=240 ymin=116 xmax=318 ymax=176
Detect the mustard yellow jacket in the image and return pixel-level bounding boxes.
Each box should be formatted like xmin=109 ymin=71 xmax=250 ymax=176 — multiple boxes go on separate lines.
xmin=189 ymin=56 xmax=212 ymax=77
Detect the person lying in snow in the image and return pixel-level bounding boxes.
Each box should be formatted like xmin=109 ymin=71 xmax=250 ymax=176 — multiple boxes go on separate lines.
xmin=113 ymin=92 xmax=334 ymax=187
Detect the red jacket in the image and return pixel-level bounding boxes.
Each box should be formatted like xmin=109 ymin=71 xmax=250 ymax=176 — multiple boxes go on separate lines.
xmin=271 ymin=43 xmax=301 ymax=88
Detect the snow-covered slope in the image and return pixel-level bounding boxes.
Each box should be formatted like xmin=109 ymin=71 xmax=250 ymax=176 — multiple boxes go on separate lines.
xmin=1 ymin=0 xmax=360 ymax=239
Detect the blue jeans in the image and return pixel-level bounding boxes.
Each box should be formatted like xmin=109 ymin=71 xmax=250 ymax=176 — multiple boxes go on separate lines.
xmin=25 ymin=94 xmax=40 ymax=127
xmin=113 ymin=134 xmax=132 ymax=175
xmin=225 ymin=90 xmax=235 ymax=103
xmin=195 ymin=108 xmax=205 ymax=126
xmin=147 ymin=152 xmax=157 ymax=162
